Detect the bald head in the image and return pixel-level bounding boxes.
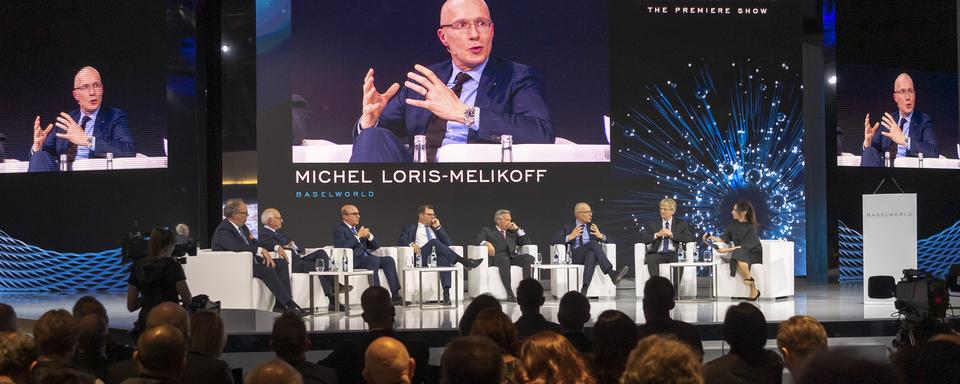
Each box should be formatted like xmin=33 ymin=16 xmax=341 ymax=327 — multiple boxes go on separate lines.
xmin=73 ymin=66 xmax=103 ymax=114
xmin=363 ymin=337 xmax=414 ymax=384
xmin=136 ymin=325 xmax=187 ymax=376
xmin=146 ymin=302 xmax=190 ymax=338
xmin=440 ymin=0 xmax=490 ymax=23
xmin=245 ymin=359 xmax=303 ymax=384
xmin=893 ymin=72 xmax=916 ymax=115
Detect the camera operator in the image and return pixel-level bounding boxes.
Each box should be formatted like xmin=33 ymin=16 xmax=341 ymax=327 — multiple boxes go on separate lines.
xmin=127 ymin=228 xmax=192 ymax=338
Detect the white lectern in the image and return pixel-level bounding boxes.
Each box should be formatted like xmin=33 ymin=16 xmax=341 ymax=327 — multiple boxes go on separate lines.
xmin=862 ymin=193 xmax=917 ymax=303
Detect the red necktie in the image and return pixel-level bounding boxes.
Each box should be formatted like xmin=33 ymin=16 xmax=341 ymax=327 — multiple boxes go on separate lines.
xmin=500 ymin=229 xmax=506 ymax=240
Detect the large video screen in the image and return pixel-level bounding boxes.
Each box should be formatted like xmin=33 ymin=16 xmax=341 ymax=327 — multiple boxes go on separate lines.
xmin=0 ymin=1 xmax=169 ymax=173
xmin=835 ymin=0 xmax=960 ymax=170
xmin=257 ymin=0 xmax=807 ymax=275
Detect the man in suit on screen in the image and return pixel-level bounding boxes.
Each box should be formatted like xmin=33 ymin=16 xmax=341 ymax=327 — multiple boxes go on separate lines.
xmin=211 ymin=198 xmax=310 ymax=316
xmin=28 ymin=66 xmax=135 ymax=172
xmin=398 ymin=204 xmax=482 ymax=304
xmin=351 ymin=0 xmax=554 ymax=162
xmin=553 ymin=202 xmax=629 ymax=295
xmin=332 ymin=204 xmax=404 ymax=305
xmin=474 ymin=209 xmax=535 ymax=301
xmin=638 ymin=198 xmax=696 ymax=282
xmin=861 ymin=72 xmax=939 ymax=167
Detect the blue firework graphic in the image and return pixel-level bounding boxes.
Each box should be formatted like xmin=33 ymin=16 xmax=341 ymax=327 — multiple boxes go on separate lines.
xmin=604 ymin=60 xmax=806 ymax=274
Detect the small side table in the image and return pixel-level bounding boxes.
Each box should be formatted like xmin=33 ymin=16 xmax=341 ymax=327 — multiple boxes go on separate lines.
xmin=531 ymin=264 xmax=583 ymax=296
xmin=665 ymin=261 xmax=719 ymax=301
xmin=308 ymin=270 xmax=374 ymax=316
xmin=401 ymin=266 xmax=460 ymax=309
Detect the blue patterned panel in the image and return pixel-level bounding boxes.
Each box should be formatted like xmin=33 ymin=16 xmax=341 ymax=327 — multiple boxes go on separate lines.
xmin=838 ymin=219 xmax=960 ymax=281
xmin=0 ymin=230 xmax=128 ymax=292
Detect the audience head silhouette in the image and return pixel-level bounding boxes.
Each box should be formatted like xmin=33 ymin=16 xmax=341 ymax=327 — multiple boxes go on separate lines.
xmin=441 ymin=336 xmax=502 ymax=384
xmin=134 ymin=324 xmax=187 ymax=380
xmin=592 ymin=310 xmax=640 ymax=383
xmin=76 ymin=314 xmax=107 ymax=355
xmin=245 ymin=359 xmax=304 ymax=384
xmin=517 ymin=278 xmax=546 ymax=312
xmin=190 ymin=310 xmax=226 ymax=358
xmin=642 ymin=276 xmax=676 ymax=318
xmin=621 ymin=334 xmax=702 ymax=384
xmin=458 ymin=293 xmax=500 ymax=336
xmin=469 ymin=307 xmax=518 ymax=355
xmin=361 ymin=286 xmax=396 ymax=329
xmin=776 ymin=315 xmax=827 ymax=374
xmin=363 ymin=336 xmax=415 ymax=384
xmin=0 ymin=332 xmax=37 ymax=384
xmin=520 ymin=331 xmax=594 ymax=384
xmin=146 ymin=302 xmax=191 ymax=339
xmin=271 ymin=311 xmax=310 ymax=362
xmin=557 ymin=291 xmax=590 ymax=331
xmin=722 ymin=302 xmax=767 ymax=361
xmin=34 ymin=309 xmax=77 ymax=360
xmin=0 ymin=303 xmax=16 ymax=333
xmin=797 ymin=348 xmax=904 ymax=384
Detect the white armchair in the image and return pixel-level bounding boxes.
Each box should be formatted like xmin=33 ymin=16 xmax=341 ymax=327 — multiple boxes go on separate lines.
xmin=716 ymin=240 xmax=795 ymax=300
xmin=386 ymin=246 xmax=465 ymax=302
xmin=633 ymin=242 xmax=696 ymax=298
xmin=288 ymin=247 xmax=332 ymax=311
xmin=467 ymin=245 xmax=537 ymax=299
xmin=548 ymin=244 xmax=617 ymax=298
xmin=184 ymin=250 xmax=275 ymax=310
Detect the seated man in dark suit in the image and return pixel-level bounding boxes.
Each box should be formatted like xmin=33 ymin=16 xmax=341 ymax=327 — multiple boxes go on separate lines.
xmin=272 ymin=312 xmax=336 ymax=384
xmin=638 ymin=198 xmax=696 ymax=282
xmin=553 ymin=202 xmax=629 ymax=295
xmin=320 ymin=287 xmax=428 ymax=384
xmin=637 ymin=276 xmax=704 ymax=359
xmin=474 ymin=209 xmax=535 ymax=301
xmin=351 ymin=0 xmax=554 ymax=163
xmin=333 ymin=204 xmax=403 ymax=305
xmin=28 ymin=66 xmax=135 ymax=172
xmin=211 ymin=198 xmax=309 ymax=316
xmin=261 ymin=208 xmax=350 ymax=311
xmin=514 ymin=278 xmax=560 ymax=339
xmin=861 ymin=73 xmax=939 ymax=167
xmin=557 ymin=291 xmax=592 ymax=354
xmin=398 ymin=204 xmax=482 ymax=304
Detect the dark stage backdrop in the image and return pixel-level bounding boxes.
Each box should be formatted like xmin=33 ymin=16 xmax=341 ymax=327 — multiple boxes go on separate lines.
xmin=0 ymin=0 xmax=206 ymax=292
xmin=257 ymin=0 xmax=807 ymax=275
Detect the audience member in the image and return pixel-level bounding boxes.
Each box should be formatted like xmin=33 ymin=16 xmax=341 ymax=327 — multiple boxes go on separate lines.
xmin=363 ymin=337 xmax=415 ymax=384
xmin=797 ymin=348 xmax=904 ymax=384
xmin=321 ymin=287 xmax=427 ymax=384
xmin=440 ymin=336 xmax=503 ymax=384
xmin=73 ymin=296 xmax=135 ymax=362
xmin=122 ymin=325 xmax=187 ymax=384
xmin=189 ymin=311 xmax=226 ymax=359
xmin=514 ymin=279 xmax=560 ymax=339
xmin=557 ymin=291 xmax=593 ymax=353
xmin=890 ymin=340 xmax=960 ymax=384
xmin=637 ymin=276 xmax=704 ymax=358
xmin=74 ymin=314 xmax=110 ymax=380
xmin=127 ymin=228 xmax=192 ymax=339
xmin=520 ymin=331 xmax=595 ymax=384
xmin=271 ymin=312 xmax=335 ymax=384
xmin=457 ymin=293 xmax=501 ymax=336
xmin=245 ymin=359 xmax=303 ymax=384
xmin=0 ymin=304 xmax=16 ymax=333
xmin=470 ymin=308 xmax=524 ymax=383
xmin=590 ymin=310 xmax=639 ymax=384
xmin=31 ymin=309 xmax=97 ymax=383
xmin=775 ymin=315 xmax=827 ymax=378
xmin=620 ymin=334 xmax=702 ymax=384
xmin=0 ymin=332 xmax=37 ymax=384
xmin=703 ymin=303 xmax=783 ymax=384
xmin=107 ymin=303 xmax=233 ymax=384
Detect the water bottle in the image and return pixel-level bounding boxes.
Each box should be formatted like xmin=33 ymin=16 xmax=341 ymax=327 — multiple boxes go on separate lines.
xmin=106 ymin=152 xmax=114 ymax=170
xmin=553 ymin=248 xmax=560 ymax=264
xmin=415 ymin=252 xmax=423 ymax=269
xmin=703 ymin=243 xmax=713 ymax=262
xmin=884 ymin=151 xmax=891 ymax=167
xmin=330 ymin=254 xmax=337 ymax=271
xmin=59 ymin=154 xmax=68 ymax=172
xmin=342 ymin=254 xmax=350 ymax=271
xmin=500 ymin=135 xmax=513 ymax=163
xmin=918 ymin=152 xmax=924 ymax=168
xmin=413 ymin=135 xmax=427 ymax=163
xmin=534 ymin=252 xmax=542 ymax=266
xmin=315 ymin=259 xmax=325 ymax=272
xmin=429 ymin=248 xmax=438 ymax=268
xmin=677 ymin=247 xmax=685 ymax=262
xmin=565 ymin=247 xmax=572 ymax=264
xmin=692 ymin=246 xmax=699 ymax=262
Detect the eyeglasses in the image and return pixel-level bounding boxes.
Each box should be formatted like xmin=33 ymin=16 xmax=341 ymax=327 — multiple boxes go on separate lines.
xmin=440 ymin=19 xmax=493 ymax=32
xmin=237 ymin=211 xmax=248 ymax=216
xmin=576 ymin=210 xmax=592 ymax=214
xmin=894 ymin=89 xmax=915 ymax=96
xmin=74 ymin=82 xmax=103 ymax=92
xmin=345 ymin=212 xmax=360 ymax=216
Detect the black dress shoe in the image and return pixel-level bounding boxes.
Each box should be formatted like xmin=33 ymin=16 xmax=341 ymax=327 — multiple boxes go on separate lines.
xmin=610 ymin=266 xmax=629 ymax=285
xmin=391 ymin=295 xmax=406 ymax=306
xmin=462 ymin=258 xmax=483 ymax=271
xmin=441 ymin=290 xmax=452 ymax=305
xmin=327 ymin=302 xmax=347 ymax=311
xmin=285 ymin=303 xmax=313 ymax=317
xmin=337 ymin=283 xmax=354 ymax=293
xmin=505 ymin=295 xmax=517 ymax=303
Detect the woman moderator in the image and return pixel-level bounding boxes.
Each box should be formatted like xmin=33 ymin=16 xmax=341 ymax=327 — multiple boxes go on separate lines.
xmin=704 ymin=200 xmax=762 ymax=301
xmin=127 ymin=227 xmax=192 ymax=335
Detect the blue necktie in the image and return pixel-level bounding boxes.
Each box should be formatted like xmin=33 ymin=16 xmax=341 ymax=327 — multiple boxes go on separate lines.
xmin=425 ymin=226 xmax=434 ymax=241
xmin=660 ymin=221 xmax=671 ymax=253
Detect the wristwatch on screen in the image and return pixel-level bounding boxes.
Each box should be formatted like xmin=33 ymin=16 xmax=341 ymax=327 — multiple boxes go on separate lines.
xmin=904 ymin=136 xmax=910 ymax=148
xmin=464 ymin=106 xmax=477 ymax=128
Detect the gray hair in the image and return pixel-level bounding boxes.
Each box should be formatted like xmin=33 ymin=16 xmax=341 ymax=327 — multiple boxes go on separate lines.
xmin=174 ymin=224 xmax=189 ymax=236
xmin=659 ymin=198 xmax=677 ymax=210
xmin=260 ymin=208 xmax=279 ymax=225
xmin=494 ymin=209 xmax=511 ymax=222
xmin=223 ymin=198 xmax=245 ymax=218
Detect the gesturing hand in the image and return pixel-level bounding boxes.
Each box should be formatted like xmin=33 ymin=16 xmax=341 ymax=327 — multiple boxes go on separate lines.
xmin=589 ymin=224 xmax=603 ymax=239
xmin=404 ymin=64 xmax=468 ymax=123
xmin=880 ymin=112 xmax=908 ymax=146
xmin=360 ymin=68 xmax=400 ymax=129
xmin=567 ymin=225 xmax=583 ymax=242
xmin=54 ymin=113 xmax=91 ymax=146
xmin=32 ymin=116 xmax=54 ymax=152
xmin=862 ymin=114 xmax=880 ymax=148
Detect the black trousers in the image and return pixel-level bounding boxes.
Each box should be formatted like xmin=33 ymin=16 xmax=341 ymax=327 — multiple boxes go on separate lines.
xmin=571 ymin=241 xmax=613 ymax=291
xmin=292 ymin=249 xmax=335 ymax=296
xmin=646 ymin=252 xmax=683 ymax=282
xmin=418 ymin=240 xmax=459 ymax=289
xmin=492 ymin=253 xmax=534 ymax=296
xmin=253 ymin=258 xmax=293 ymax=306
